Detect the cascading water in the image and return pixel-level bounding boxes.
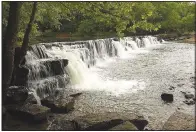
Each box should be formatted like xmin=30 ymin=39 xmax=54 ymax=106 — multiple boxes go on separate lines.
xmin=24 ymin=36 xmax=161 ymax=100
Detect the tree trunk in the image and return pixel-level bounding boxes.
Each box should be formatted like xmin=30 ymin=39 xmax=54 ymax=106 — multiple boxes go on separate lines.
xmin=11 ymin=2 xmax=38 ymax=86
xmin=2 ymin=2 xmax=22 ymax=104
xmin=20 ymin=2 xmax=37 ymax=58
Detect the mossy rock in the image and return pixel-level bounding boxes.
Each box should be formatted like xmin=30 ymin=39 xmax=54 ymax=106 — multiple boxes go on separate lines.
xmin=109 ymin=121 xmax=138 ymax=130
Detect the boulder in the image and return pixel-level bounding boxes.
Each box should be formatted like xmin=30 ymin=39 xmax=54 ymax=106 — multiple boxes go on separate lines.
xmin=72 ymin=112 xmax=140 ymax=130
xmin=163 ymin=111 xmax=195 ymax=130
xmin=47 ymin=118 xmax=79 ymax=130
xmin=6 ymin=103 xmax=50 ymax=123
xmin=108 ymin=121 xmax=138 ymax=130
xmin=41 ymin=96 xmax=75 ymax=113
xmin=6 ymin=86 xmax=28 ymax=105
xmin=24 ymin=93 xmax=38 ymax=104
xmin=161 ymin=93 xmax=173 ymax=103
xmin=70 ymin=113 xmax=126 ymax=130
xmin=129 ymin=115 xmax=148 ymax=130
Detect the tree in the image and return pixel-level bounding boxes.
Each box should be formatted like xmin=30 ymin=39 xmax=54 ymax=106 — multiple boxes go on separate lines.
xmin=2 ymin=2 xmax=22 ymax=103
xmin=20 ymin=2 xmax=37 ymax=61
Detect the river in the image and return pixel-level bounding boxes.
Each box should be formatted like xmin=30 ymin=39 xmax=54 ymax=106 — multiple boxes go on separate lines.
xmin=25 ymin=37 xmax=195 ymax=130
xmin=66 ymin=42 xmax=195 ymax=130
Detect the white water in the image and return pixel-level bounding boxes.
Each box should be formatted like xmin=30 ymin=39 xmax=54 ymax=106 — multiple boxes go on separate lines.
xmin=24 ymin=36 xmax=162 ymax=99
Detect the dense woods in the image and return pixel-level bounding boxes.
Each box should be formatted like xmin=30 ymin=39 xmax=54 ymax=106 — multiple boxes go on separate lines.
xmin=2 ymin=2 xmax=195 ymax=45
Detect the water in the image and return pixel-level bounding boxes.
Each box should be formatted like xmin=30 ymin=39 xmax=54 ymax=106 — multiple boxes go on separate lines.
xmin=24 ymin=36 xmax=194 ymax=129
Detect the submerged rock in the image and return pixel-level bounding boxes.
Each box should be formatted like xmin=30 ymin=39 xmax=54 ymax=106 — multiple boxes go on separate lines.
xmin=163 ymin=111 xmax=195 ymax=130
xmin=183 ymin=99 xmax=195 ymax=105
xmin=108 ymin=121 xmax=138 ymax=130
xmin=6 ymin=86 xmax=28 ymax=105
xmin=129 ymin=115 xmax=148 ymax=130
xmin=184 ymin=92 xmax=194 ymax=99
xmin=169 ymin=86 xmax=175 ymax=90
xmin=6 ymin=103 xmax=50 ymax=122
xmin=41 ymin=96 xmax=75 ymax=113
xmin=161 ymin=93 xmax=173 ymax=103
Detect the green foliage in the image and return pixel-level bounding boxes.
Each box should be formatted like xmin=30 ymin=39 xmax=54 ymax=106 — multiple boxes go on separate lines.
xmin=2 ymin=2 xmax=195 ymax=44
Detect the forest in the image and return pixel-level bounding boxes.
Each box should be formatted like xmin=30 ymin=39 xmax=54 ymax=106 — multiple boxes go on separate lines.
xmin=2 ymin=2 xmax=195 ymax=45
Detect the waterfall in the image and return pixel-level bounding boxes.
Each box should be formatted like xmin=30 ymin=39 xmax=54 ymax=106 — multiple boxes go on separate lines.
xmin=24 ymin=36 xmax=161 ymax=99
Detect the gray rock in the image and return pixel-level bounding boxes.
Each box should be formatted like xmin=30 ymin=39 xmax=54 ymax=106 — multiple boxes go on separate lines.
xmin=184 ymin=93 xmax=194 ymax=99
xmin=3 ymin=106 xmax=7 ymax=120
xmin=72 ymin=112 xmax=142 ymax=130
xmin=129 ymin=115 xmax=148 ymax=130
xmin=41 ymin=96 xmax=75 ymax=113
xmin=6 ymin=86 xmax=28 ymax=105
xmin=47 ymin=118 xmax=79 ymax=130
xmin=161 ymin=93 xmax=173 ymax=102
xmin=183 ymin=99 xmax=195 ymax=105
xmin=6 ymin=103 xmax=50 ymax=122
xmin=163 ymin=111 xmax=195 ymax=130
xmin=24 ymin=93 xmax=38 ymax=104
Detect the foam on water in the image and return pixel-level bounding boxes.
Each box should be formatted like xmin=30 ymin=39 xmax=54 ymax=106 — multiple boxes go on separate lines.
xmin=24 ymin=36 xmax=162 ymax=98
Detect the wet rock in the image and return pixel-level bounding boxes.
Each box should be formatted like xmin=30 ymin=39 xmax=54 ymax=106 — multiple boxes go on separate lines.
xmin=184 ymin=92 xmax=194 ymax=99
xmin=129 ymin=115 xmax=148 ymax=130
xmin=108 ymin=121 xmax=138 ymax=130
xmin=3 ymin=106 xmax=7 ymax=120
xmin=161 ymin=93 xmax=173 ymax=103
xmin=5 ymin=86 xmax=28 ymax=105
xmin=169 ymin=86 xmax=175 ymax=90
xmin=12 ymin=66 xmax=29 ymax=86
xmin=24 ymin=93 xmax=38 ymax=104
xmin=183 ymin=99 xmax=195 ymax=105
xmin=86 ymin=119 xmax=124 ymax=130
xmin=70 ymin=92 xmax=82 ymax=98
xmin=177 ymin=84 xmax=184 ymax=87
xmin=40 ymin=59 xmax=69 ymax=77
xmin=41 ymin=96 xmax=75 ymax=113
xmin=6 ymin=104 xmax=50 ymax=122
xmin=47 ymin=118 xmax=79 ymax=130
xmin=72 ymin=113 xmax=127 ymax=130
xmin=163 ymin=111 xmax=195 ymax=130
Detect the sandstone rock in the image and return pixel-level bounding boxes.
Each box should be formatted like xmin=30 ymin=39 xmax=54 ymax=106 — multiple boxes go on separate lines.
xmin=6 ymin=103 xmax=50 ymax=122
xmin=6 ymin=86 xmax=28 ymax=105
xmin=47 ymin=118 xmax=79 ymax=130
xmin=41 ymin=96 xmax=75 ymax=113
xmin=109 ymin=121 xmax=138 ymax=130
xmin=163 ymin=111 xmax=195 ymax=130
xmin=161 ymin=93 xmax=173 ymax=102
